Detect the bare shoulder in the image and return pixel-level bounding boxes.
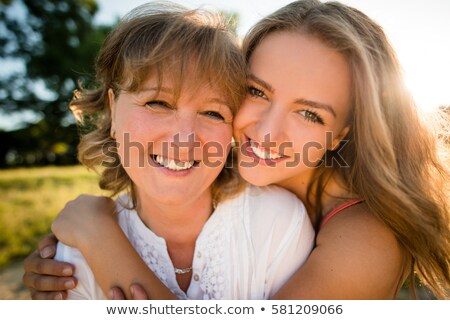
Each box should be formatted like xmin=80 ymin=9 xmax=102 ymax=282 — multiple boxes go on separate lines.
xmin=273 ymin=204 xmax=409 ymax=299
xmin=318 ymin=203 xmax=398 ymax=250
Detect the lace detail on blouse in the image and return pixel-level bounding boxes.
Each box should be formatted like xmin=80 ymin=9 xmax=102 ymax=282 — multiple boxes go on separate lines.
xmin=124 ymin=210 xmax=230 ymax=299
xmin=196 ymin=224 xmax=227 ymax=300
xmin=127 ymin=231 xmax=170 ymax=288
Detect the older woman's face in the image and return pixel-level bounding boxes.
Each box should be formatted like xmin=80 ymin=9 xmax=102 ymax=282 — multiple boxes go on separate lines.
xmin=234 ymin=31 xmax=352 ymax=187
xmin=110 ymin=75 xmax=233 ymax=206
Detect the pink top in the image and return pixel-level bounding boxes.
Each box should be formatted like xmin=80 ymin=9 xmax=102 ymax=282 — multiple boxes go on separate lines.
xmin=320 ymin=198 xmax=364 ymax=229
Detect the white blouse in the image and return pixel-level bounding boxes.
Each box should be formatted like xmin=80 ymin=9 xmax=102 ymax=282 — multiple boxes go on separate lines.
xmin=55 ymin=185 xmax=315 ymax=299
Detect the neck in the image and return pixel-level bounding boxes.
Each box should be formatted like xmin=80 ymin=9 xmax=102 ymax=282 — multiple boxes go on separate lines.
xmin=276 ymin=170 xmax=352 ymax=223
xmin=135 ymin=188 xmax=213 ymax=248
xmin=276 ymin=170 xmax=313 ymax=210
xmin=133 ymin=188 xmax=213 ymax=293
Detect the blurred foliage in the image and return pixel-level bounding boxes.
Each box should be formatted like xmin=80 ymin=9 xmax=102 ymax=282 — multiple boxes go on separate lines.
xmin=220 ymin=10 xmax=239 ymax=35
xmin=0 ymin=165 xmax=106 ymax=268
xmin=0 ymin=0 xmax=112 ymax=167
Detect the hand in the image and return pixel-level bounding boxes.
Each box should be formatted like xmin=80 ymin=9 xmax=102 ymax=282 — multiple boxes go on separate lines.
xmin=22 ymin=234 xmax=77 ymax=299
xmin=109 ymin=284 xmax=149 ymax=300
xmin=51 ymin=194 xmax=116 ymax=248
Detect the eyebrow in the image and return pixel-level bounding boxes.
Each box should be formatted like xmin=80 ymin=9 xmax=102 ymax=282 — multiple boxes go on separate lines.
xmin=294 ymin=98 xmax=336 ymax=118
xmin=248 ymin=74 xmax=274 ymax=93
xmin=248 ymin=73 xmax=336 ymax=118
xmin=208 ymin=97 xmax=230 ymax=107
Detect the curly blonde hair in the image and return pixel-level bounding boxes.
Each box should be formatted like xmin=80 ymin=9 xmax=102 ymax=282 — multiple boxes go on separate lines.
xmin=243 ymin=0 xmax=449 ymax=299
xmin=70 ymin=2 xmax=247 ymax=205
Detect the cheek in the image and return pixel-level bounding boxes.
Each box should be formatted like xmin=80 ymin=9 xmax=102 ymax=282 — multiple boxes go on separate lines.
xmin=118 ymin=109 xmax=162 ymax=140
xmin=200 ymin=125 xmax=232 ymax=167
xmin=115 ymin=113 xmax=160 ymax=165
xmin=212 ymin=126 xmax=233 ymax=157
xmin=233 ymin=100 xmax=255 ymax=135
xmin=288 ymin=126 xmax=330 ymax=162
xmin=115 ymin=108 xmax=137 ymax=135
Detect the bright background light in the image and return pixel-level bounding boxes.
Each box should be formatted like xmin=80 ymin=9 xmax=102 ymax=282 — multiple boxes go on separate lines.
xmin=95 ymin=0 xmax=450 ymax=113
xmin=1 ymin=0 xmax=447 ymax=132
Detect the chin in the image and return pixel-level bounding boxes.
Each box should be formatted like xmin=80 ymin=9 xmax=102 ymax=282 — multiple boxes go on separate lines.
xmin=238 ymin=169 xmax=270 ymax=187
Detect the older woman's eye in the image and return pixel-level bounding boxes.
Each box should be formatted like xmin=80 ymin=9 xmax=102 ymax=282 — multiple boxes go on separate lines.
xmin=248 ymin=86 xmax=266 ymax=98
xmin=145 ymin=100 xmax=174 ymax=110
xmin=202 ymin=111 xmax=225 ymax=121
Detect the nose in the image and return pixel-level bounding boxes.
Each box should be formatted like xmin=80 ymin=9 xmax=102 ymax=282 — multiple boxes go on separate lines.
xmin=254 ymin=103 xmax=287 ymax=149
xmin=169 ymin=113 xmax=199 ymax=157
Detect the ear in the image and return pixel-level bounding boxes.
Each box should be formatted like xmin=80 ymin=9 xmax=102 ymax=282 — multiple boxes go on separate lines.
xmin=329 ymin=126 xmax=350 ymax=151
xmin=108 ymin=88 xmax=116 ymax=138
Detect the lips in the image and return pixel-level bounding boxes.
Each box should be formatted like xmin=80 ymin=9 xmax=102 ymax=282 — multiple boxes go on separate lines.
xmin=248 ymin=139 xmax=286 ymax=160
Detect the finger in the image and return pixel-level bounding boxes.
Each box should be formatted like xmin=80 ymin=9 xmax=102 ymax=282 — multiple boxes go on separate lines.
xmin=23 ymin=250 xmax=75 ymax=276
xmin=30 ymin=289 xmax=68 ymax=300
xmin=130 ymin=284 xmax=149 ymax=300
xmin=109 ymin=287 xmax=126 ymax=300
xmin=23 ymin=272 xmax=77 ymax=291
xmin=38 ymin=234 xmax=58 ymax=258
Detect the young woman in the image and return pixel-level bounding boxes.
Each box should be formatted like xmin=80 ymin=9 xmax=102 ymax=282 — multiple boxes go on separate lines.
xmin=23 ymin=2 xmax=315 ymax=299
xmin=23 ymin=0 xmax=449 ymax=299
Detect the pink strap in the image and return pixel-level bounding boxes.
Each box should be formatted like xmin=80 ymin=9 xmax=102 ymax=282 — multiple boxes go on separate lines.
xmin=320 ymin=198 xmax=364 ymax=228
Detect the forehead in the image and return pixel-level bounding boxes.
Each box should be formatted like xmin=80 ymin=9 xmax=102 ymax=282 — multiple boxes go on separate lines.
xmin=142 ymin=69 xmax=212 ymax=91
xmin=249 ymin=31 xmax=352 ymax=115
xmin=136 ymin=72 xmax=228 ymax=103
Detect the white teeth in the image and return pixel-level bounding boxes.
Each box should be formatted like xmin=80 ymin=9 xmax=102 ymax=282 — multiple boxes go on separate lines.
xmin=250 ymin=141 xmax=283 ymax=160
xmin=155 ymin=155 xmax=195 ymax=171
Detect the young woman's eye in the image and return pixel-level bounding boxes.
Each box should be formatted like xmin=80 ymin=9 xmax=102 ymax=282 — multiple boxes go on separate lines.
xmin=299 ymin=110 xmax=325 ymax=125
xmin=145 ymin=100 xmax=174 ymax=110
xmin=202 ymin=111 xmax=225 ymax=121
xmin=248 ymin=86 xmax=266 ymax=99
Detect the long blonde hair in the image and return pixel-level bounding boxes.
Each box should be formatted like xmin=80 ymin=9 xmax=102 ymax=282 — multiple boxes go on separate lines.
xmin=243 ymin=0 xmax=449 ymax=298
xmin=70 ymin=2 xmax=247 ymax=204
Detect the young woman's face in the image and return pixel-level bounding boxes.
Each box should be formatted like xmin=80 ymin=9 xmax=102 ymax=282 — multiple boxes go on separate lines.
xmin=234 ymin=31 xmax=352 ymax=187
xmin=110 ymin=75 xmax=233 ymax=206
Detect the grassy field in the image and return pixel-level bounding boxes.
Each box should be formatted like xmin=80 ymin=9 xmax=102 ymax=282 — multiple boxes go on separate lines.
xmin=0 ymin=165 xmax=107 ymax=269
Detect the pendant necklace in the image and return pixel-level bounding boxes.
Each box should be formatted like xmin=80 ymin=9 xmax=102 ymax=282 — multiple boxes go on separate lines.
xmin=174 ymin=266 xmax=192 ymax=274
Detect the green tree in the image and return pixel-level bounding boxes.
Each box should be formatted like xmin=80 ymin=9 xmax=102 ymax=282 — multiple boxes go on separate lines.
xmin=0 ymin=0 xmax=112 ymax=167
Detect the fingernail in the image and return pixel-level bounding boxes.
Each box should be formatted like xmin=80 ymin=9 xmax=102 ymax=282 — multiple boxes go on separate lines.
xmin=64 ymin=280 xmax=75 ymax=289
xmin=62 ymin=267 xmax=73 ymax=276
xmin=41 ymin=246 xmax=54 ymax=259
xmin=54 ymin=292 xmax=63 ymax=300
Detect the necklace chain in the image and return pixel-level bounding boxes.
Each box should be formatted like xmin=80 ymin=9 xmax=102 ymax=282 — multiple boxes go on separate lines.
xmin=174 ymin=266 xmax=192 ymax=274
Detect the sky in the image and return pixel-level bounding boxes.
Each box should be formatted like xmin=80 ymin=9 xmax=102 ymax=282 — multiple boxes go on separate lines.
xmin=1 ymin=0 xmax=449 ymax=130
